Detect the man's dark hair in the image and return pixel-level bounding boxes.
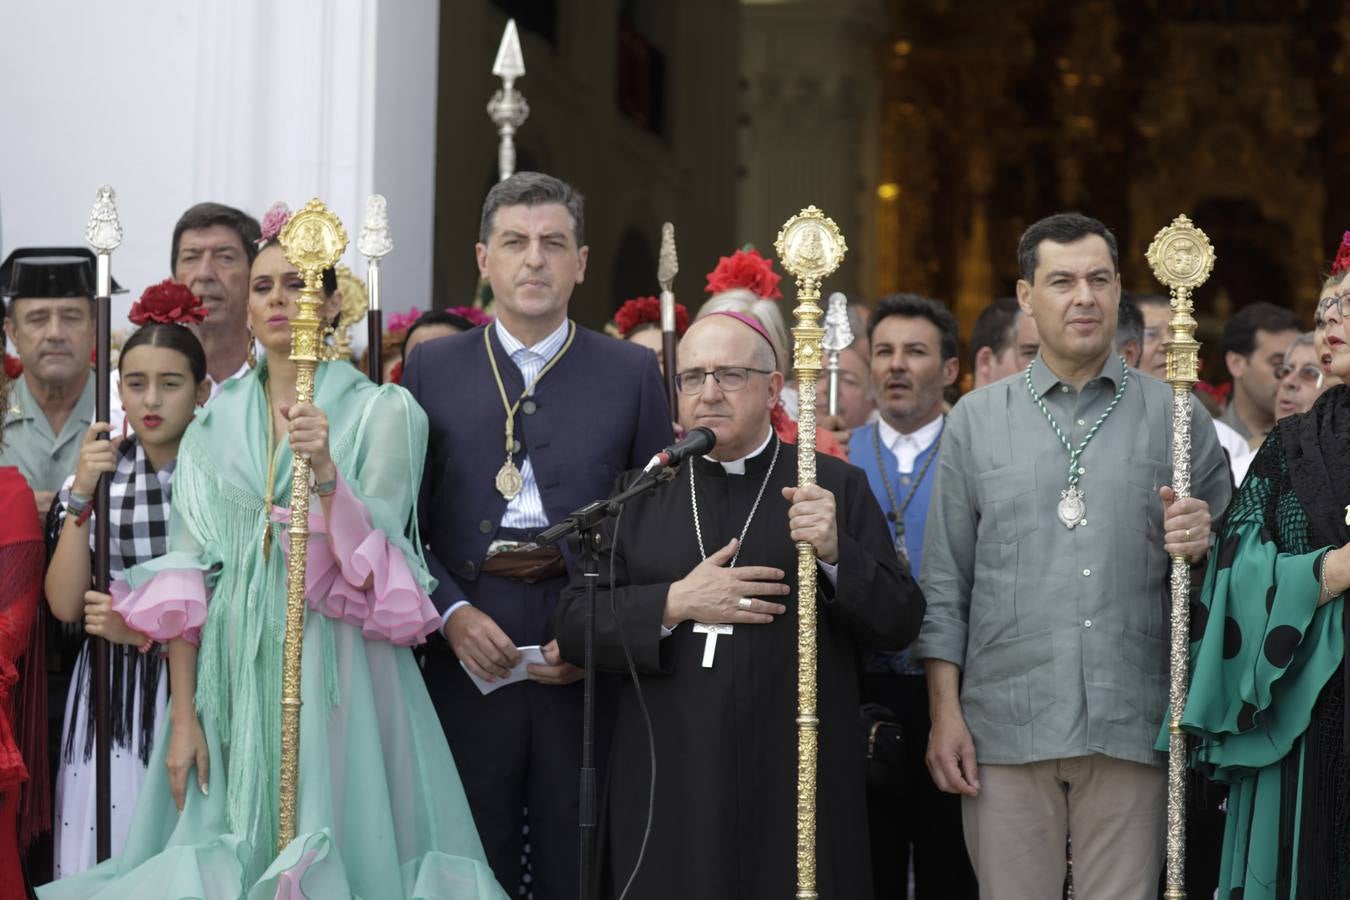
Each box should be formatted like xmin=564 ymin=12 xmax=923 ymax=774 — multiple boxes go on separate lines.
xmin=1116 ymin=293 xmax=1143 ymax=353
xmin=1017 ymin=212 xmax=1119 ymax=284
xmin=968 ymin=296 xmax=1020 ymax=371
xmin=867 ymin=293 xmax=960 ymax=362
xmin=479 ymin=171 xmax=586 ymax=247
xmin=170 ymin=202 xmax=261 ymax=272
xmin=1219 ymin=301 xmax=1303 ymax=357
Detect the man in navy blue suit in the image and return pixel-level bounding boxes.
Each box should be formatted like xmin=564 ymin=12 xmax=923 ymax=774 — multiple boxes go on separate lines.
xmin=402 ymin=171 xmax=672 ymax=899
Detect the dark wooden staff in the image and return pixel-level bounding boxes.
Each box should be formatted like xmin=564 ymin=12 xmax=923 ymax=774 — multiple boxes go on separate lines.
xmin=359 ymin=194 xmax=392 ymax=384
xmin=85 ymin=185 xmax=122 ymax=861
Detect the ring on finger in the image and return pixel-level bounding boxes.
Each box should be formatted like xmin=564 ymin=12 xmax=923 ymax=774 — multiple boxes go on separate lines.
xmin=737 ymin=597 xmax=753 ymax=610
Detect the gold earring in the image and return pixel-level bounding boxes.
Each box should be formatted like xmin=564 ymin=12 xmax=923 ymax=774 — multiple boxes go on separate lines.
xmin=246 ymin=328 xmax=258 ymax=368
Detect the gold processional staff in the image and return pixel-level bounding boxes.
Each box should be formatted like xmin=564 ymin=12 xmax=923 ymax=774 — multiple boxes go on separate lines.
xmin=775 ymin=207 xmax=847 ymax=900
xmin=274 ymin=199 xmax=349 ymax=849
xmin=1145 ymin=214 xmax=1216 ymax=900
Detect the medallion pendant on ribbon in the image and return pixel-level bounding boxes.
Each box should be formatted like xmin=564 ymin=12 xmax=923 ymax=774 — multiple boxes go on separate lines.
xmin=1023 ymin=357 xmax=1129 ymax=530
xmin=484 ymin=322 xmax=576 ymax=501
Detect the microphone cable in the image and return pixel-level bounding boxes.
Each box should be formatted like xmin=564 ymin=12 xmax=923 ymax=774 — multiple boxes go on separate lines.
xmin=606 ymin=499 xmax=658 ymax=900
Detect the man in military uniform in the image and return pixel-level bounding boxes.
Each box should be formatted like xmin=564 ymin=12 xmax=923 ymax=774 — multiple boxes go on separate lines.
xmin=0 ymin=248 xmax=114 ymax=517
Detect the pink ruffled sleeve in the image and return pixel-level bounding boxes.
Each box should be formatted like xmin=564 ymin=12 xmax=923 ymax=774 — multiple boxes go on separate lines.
xmin=274 ymin=471 xmax=440 ymax=646
xmin=109 ymin=569 xmax=208 ymax=646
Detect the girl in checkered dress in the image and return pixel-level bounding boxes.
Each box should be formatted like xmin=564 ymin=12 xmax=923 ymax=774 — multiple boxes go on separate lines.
xmin=44 ymin=283 xmax=209 ymax=876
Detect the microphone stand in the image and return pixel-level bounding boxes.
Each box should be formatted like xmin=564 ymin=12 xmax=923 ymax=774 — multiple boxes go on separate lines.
xmin=535 ymin=466 xmax=676 ymax=900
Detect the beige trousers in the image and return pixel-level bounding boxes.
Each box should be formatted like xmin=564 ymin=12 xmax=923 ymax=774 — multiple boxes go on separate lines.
xmin=961 ymin=755 xmax=1166 ymax=900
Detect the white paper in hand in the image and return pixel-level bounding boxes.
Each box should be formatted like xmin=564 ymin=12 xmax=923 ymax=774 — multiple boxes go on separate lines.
xmin=460 ymin=644 xmax=548 ymax=695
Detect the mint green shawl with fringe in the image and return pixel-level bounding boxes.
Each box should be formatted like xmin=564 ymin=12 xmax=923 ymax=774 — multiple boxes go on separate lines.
xmin=122 ymin=358 xmax=434 ymax=863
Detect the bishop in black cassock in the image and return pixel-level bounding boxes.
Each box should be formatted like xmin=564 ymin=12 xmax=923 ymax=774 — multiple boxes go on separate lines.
xmin=556 ymin=312 xmax=923 ymax=900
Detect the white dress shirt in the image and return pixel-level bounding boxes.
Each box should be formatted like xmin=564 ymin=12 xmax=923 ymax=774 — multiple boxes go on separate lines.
xmin=875 ymin=414 xmax=943 ymax=475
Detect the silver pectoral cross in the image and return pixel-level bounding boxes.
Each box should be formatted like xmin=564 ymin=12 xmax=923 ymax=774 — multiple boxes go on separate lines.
xmin=692 ymin=623 xmax=734 ymax=668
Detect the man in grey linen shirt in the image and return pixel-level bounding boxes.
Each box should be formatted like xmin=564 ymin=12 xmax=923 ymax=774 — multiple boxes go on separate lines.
xmin=914 ymin=212 xmax=1232 ymax=900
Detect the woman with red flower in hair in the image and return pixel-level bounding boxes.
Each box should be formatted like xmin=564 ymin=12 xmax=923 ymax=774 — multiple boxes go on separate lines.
xmin=43 ymin=280 xmax=211 ymax=877
xmin=698 ymin=248 xmax=848 ymax=461
xmin=613 ymin=296 xmax=688 ymax=375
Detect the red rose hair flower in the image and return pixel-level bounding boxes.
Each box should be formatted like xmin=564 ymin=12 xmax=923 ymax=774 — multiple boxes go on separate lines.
xmin=3 ymin=354 xmax=22 ymax=379
xmin=704 ymin=248 xmax=783 ymax=300
xmin=1332 ymin=231 xmax=1350 ymax=278
xmin=614 ymin=296 xmax=689 ymax=337
xmin=129 ymin=279 xmax=208 ymax=327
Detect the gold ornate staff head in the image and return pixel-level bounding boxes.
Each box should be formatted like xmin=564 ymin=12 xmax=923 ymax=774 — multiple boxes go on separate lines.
xmin=775 ymin=206 xmax=847 ymax=381
xmin=1145 ymin=214 xmax=1215 ymax=388
xmin=278 ymin=199 xmax=349 ymax=365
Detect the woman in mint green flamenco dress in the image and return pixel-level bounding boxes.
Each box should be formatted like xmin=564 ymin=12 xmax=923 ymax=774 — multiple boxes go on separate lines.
xmin=39 ymin=211 xmax=508 ymax=900
xmin=1177 ymin=281 xmax=1350 ymax=899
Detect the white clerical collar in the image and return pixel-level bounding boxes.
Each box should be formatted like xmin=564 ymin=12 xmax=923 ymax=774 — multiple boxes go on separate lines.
xmin=495 ymin=317 xmax=571 ymax=362
xmin=876 ymin=413 xmax=943 ymax=457
xmin=705 ymin=427 xmax=774 ymax=475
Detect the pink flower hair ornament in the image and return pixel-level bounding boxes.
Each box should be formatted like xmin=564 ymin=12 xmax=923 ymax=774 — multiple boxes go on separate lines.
xmin=257 ymin=201 xmax=293 ymax=247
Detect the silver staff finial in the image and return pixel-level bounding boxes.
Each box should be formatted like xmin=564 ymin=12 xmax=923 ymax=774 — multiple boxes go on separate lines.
xmin=658 ymin=222 xmax=678 ymax=293
xmin=488 ymin=19 xmax=530 ymax=181
xmin=358 ymin=194 xmax=393 ymax=260
xmin=822 ymin=292 xmax=853 ymax=353
xmin=492 ymin=19 xmax=525 ymax=85
xmin=85 ymin=185 xmax=123 ymax=253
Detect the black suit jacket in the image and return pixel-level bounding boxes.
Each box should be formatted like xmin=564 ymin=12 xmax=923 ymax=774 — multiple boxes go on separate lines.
xmin=402 ymin=322 xmax=673 ymax=615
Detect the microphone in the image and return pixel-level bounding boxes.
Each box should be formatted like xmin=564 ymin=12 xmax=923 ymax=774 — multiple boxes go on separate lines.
xmin=642 ymin=426 xmax=716 ymax=473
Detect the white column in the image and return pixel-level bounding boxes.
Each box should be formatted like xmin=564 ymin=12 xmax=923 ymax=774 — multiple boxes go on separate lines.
xmin=0 ymin=0 xmax=437 ymax=326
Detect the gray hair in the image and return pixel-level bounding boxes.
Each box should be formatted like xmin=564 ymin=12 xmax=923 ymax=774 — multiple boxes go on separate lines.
xmin=1283 ymin=331 xmax=1316 ymax=364
xmin=478 ymin=171 xmax=586 ymax=246
xmin=696 ymin=289 xmax=788 ymax=372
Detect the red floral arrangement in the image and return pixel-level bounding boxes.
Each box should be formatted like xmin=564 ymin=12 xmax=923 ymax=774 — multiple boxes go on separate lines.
xmin=129 ymin=279 xmax=208 ymax=326
xmin=3 ymin=355 xmax=21 ymax=379
xmin=1194 ymin=380 xmax=1232 ymax=408
xmin=446 ymin=305 xmax=493 ymax=328
xmin=614 ymin=296 xmax=689 ymax=337
xmin=1332 ymin=231 xmax=1350 ymax=278
xmin=704 ymin=247 xmax=783 ymax=300
xmin=387 ymin=307 xmax=422 ymax=335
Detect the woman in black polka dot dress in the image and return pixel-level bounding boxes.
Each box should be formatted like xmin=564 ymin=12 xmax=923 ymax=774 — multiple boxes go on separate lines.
xmin=1178 ymin=263 xmax=1350 ymax=899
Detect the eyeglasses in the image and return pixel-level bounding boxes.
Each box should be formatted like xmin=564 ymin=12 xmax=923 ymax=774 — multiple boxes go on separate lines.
xmin=1274 ymin=363 xmax=1325 ymax=389
xmin=1317 ymin=292 xmax=1350 ymax=322
xmin=675 ymin=366 xmax=772 ymax=395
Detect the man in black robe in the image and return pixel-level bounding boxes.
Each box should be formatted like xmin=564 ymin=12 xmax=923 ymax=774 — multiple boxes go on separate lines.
xmin=556 ymin=312 xmax=923 ymax=900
